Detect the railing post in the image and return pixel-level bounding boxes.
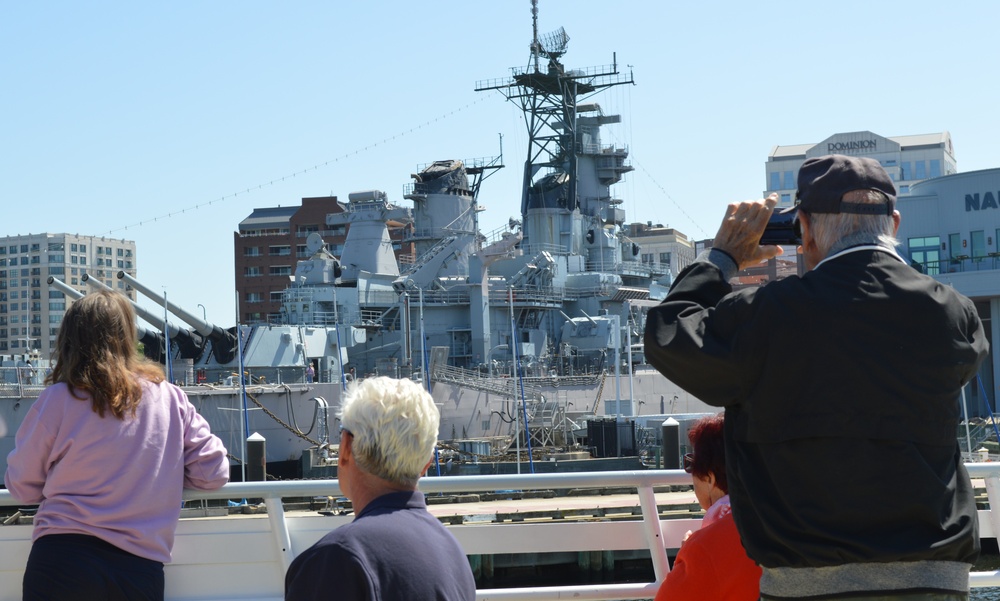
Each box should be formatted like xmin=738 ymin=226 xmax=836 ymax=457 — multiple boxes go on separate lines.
xmin=637 ymin=483 xmax=670 ymax=581
xmin=265 ymin=496 xmax=295 ymax=573
xmin=984 ymin=474 xmax=1000 ymax=543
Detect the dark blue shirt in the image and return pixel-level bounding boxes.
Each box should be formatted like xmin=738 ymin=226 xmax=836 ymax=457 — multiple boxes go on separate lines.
xmin=285 ymin=490 xmax=476 ymax=601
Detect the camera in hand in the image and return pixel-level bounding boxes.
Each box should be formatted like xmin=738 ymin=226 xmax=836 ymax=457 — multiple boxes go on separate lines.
xmin=759 ymin=207 xmax=802 ymax=246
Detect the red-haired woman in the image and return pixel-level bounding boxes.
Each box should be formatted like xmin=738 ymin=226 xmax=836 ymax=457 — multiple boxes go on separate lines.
xmin=655 ymin=413 xmax=761 ymax=601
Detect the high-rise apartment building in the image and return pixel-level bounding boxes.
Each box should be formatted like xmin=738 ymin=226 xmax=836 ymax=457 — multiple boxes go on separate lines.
xmin=0 ymin=233 xmax=137 ymax=360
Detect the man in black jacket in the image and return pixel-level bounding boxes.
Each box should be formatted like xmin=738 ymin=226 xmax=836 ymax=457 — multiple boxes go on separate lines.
xmin=644 ymin=154 xmax=988 ymax=600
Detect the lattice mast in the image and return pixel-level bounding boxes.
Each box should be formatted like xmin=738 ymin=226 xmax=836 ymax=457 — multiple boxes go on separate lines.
xmin=475 ymin=0 xmax=634 ymax=249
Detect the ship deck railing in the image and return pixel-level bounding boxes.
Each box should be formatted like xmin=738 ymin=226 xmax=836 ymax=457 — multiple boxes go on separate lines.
xmin=5 ymin=466 xmax=1000 ymax=600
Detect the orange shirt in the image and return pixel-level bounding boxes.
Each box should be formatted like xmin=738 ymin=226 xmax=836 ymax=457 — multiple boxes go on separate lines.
xmin=654 ymin=512 xmax=761 ymax=601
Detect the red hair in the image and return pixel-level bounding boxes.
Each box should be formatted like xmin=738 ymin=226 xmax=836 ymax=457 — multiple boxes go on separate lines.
xmin=687 ymin=413 xmax=727 ymax=492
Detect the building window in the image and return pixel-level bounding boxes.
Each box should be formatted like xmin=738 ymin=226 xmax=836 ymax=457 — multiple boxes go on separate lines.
xmin=244 ymin=266 xmax=262 ymax=277
xmin=640 ymin=253 xmax=654 ymax=264
xmin=71 ymin=244 xmax=78 ymax=252
xmin=769 ymin=172 xmax=780 ymax=191
xmin=782 ymin=171 xmax=794 ymax=189
xmin=244 ymin=247 xmax=261 ymax=257
xmin=80 ymin=257 xmax=86 ymax=265
xmin=907 ymin=236 xmax=940 ymax=275
xmin=781 ymin=193 xmax=791 ymax=203
xmin=901 ymin=162 xmax=911 ymax=180
xmin=948 ymin=233 xmax=962 ymax=264
xmin=971 ymin=230 xmax=986 ymax=262
xmin=929 ymin=160 xmax=941 ymax=179
xmin=269 ymin=291 xmax=284 ymax=302
xmin=899 ymin=185 xmax=909 ymax=195
xmin=269 ymin=245 xmax=291 ymax=256
xmin=914 ymin=161 xmax=926 ymax=180
xmin=246 ymin=292 xmax=263 ymax=303
xmin=269 ymin=265 xmax=292 ymax=276
xmin=659 ymin=252 xmax=672 ymax=264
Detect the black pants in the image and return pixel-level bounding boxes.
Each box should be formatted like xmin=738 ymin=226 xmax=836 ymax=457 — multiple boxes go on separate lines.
xmin=23 ymin=534 xmax=164 ymax=601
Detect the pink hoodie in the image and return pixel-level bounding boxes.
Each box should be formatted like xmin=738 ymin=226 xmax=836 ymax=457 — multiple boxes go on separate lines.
xmin=5 ymin=380 xmax=229 ymax=563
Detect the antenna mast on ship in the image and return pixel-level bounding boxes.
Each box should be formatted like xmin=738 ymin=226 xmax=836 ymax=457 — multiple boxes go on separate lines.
xmin=475 ymin=0 xmax=634 ymax=251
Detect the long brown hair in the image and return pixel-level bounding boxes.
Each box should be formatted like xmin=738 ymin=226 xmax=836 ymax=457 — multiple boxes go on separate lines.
xmin=47 ymin=289 xmax=164 ymax=418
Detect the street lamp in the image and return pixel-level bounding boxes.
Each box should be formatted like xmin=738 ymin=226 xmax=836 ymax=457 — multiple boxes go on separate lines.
xmin=487 ymin=344 xmax=508 ymax=379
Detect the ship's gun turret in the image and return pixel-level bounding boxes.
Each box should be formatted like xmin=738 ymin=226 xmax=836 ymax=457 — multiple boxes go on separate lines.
xmin=49 ymin=276 xmax=165 ymax=360
xmin=81 ymin=273 xmax=204 ymax=359
xmin=117 ymin=271 xmax=238 ymax=364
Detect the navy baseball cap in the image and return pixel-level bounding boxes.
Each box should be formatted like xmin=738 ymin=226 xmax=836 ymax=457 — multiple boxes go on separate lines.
xmin=796 ymin=154 xmax=896 ymax=215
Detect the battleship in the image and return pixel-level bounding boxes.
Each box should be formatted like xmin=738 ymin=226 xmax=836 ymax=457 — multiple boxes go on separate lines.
xmin=0 ymin=4 xmax=717 ymax=479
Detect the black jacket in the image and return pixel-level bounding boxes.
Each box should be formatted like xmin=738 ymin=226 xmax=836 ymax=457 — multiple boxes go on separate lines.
xmin=645 ymin=246 xmax=988 ymax=594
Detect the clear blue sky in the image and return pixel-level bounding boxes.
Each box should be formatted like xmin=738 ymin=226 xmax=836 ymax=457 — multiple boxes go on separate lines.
xmin=4 ymin=1 xmax=998 ymax=325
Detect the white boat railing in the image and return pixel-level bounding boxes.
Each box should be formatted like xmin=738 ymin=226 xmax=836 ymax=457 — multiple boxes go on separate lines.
xmin=3 ymin=466 xmax=1000 ymax=600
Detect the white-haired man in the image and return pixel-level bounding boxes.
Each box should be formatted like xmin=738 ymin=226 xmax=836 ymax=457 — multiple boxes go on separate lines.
xmin=645 ymin=155 xmax=988 ymax=600
xmin=285 ymin=377 xmax=476 ymax=601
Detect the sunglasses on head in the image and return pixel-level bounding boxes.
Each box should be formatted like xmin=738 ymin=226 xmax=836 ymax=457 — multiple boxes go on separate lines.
xmin=683 ymin=453 xmax=695 ymax=473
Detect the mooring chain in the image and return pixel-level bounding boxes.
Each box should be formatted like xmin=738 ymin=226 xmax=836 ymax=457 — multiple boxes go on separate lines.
xmin=246 ymin=391 xmax=324 ymax=447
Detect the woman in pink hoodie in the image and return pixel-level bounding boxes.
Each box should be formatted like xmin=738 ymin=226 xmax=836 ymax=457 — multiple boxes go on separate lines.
xmin=5 ymin=289 xmax=230 ymax=601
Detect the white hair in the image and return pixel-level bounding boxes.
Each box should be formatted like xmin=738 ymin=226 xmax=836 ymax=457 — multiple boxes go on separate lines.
xmin=338 ymin=377 xmax=440 ymax=487
xmin=807 ymin=190 xmax=898 ymax=257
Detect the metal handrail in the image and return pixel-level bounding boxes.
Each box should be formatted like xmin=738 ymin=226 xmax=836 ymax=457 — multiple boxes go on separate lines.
xmin=5 ymin=467 xmax=1000 ymax=598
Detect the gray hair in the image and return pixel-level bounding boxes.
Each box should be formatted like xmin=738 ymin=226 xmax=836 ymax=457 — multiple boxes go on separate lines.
xmin=806 ymin=190 xmax=898 ymax=257
xmin=339 ymin=377 xmax=440 ymax=487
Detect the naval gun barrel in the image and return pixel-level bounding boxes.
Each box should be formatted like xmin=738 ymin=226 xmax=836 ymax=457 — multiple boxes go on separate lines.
xmin=49 ymin=276 xmax=163 ymax=358
xmin=116 ymin=271 xmax=237 ymax=364
xmin=81 ymin=273 xmax=203 ymax=359
xmin=81 ymin=273 xmax=187 ymax=339
xmin=47 ymin=275 xmax=85 ymax=301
